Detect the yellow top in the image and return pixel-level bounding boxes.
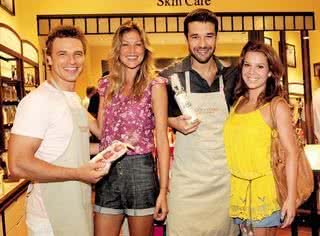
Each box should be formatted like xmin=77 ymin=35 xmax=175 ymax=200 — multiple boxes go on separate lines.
xmin=223 ymin=102 xmax=280 ymax=221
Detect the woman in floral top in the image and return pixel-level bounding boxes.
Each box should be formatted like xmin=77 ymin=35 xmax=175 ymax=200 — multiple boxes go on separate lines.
xmin=94 ymin=21 xmax=170 ymax=236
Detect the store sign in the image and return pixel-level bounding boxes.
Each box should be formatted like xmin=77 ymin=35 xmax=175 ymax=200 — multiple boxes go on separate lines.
xmin=157 ymin=0 xmax=211 ymax=7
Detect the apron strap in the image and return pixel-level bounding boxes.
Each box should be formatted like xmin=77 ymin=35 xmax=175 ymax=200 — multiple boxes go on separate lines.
xmin=49 ymin=79 xmax=88 ymax=129
xmin=219 ymin=75 xmax=224 ymax=92
xmin=171 ymin=73 xmax=184 ymax=93
xmin=184 ymin=72 xmax=223 ymax=94
xmin=185 ymin=71 xmax=191 ymax=94
xmin=49 ymin=79 xmax=74 ymax=109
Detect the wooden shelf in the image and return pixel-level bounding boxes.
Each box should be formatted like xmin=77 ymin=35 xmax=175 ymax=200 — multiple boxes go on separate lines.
xmin=0 ymin=22 xmax=40 ymax=164
xmin=3 ymin=124 xmax=13 ymax=129
xmin=24 ymin=84 xmax=37 ymax=88
xmin=0 ymin=77 xmax=20 ymax=86
xmin=0 ymin=149 xmax=8 ymax=154
xmin=2 ymin=101 xmax=19 ymax=106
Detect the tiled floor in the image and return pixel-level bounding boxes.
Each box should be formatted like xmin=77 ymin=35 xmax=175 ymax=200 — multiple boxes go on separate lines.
xmin=276 ymin=227 xmax=313 ymax=236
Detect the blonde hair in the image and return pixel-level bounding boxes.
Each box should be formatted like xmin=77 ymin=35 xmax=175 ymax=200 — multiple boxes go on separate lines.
xmin=105 ymin=21 xmax=155 ymax=103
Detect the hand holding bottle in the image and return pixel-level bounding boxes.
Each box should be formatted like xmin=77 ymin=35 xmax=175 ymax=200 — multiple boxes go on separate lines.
xmin=169 ymin=115 xmax=200 ymax=135
xmin=89 ymin=141 xmax=134 ymax=174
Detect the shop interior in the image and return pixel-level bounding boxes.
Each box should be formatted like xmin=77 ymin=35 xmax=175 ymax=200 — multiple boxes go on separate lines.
xmin=0 ymin=0 xmax=320 ymax=235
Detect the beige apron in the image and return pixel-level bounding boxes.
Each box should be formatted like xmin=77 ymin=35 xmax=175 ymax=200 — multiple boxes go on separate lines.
xmin=39 ymin=81 xmax=93 ymax=236
xmin=167 ymin=71 xmax=238 ymax=236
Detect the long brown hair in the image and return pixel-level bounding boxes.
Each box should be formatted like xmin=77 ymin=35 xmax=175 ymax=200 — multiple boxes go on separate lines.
xmin=104 ymin=21 xmax=155 ymax=103
xmin=234 ymin=40 xmax=284 ymax=107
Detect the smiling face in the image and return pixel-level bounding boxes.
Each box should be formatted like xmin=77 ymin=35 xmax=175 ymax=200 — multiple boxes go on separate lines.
xmin=186 ymin=21 xmax=217 ymax=64
xmin=47 ymin=37 xmax=85 ymax=91
xmin=119 ymin=30 xmax=145 ymax=72
xmin=242 ymin=51 xmax=272 ymax=94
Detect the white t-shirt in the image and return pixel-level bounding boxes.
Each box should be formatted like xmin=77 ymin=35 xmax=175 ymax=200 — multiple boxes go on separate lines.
xmin=11 ymin=81 xmax=83 ymax=226
xmin=313 ymin=88 xmax=320 ymax=141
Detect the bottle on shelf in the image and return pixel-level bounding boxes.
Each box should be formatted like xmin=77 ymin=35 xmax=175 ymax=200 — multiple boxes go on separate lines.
xmin=26 ymin=73 xmax=31 ymax=85
xmin=11 ymin=65 xmax=17 ymax=80
xmin=2 ymin=85 xmax=17 ymax=101
xmin=31 ymin=74 xmax=35 ymax=86
xmin=4 ymin=130 xmax=10 ymax=150
xmin=2 ymin=107 xmax=8 ymax=125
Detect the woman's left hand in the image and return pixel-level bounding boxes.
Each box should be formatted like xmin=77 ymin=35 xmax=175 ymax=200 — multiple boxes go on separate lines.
xmin=153 ymin=190 xmax=168 ymax=221
xmin=280 ymin=198 xmax=296 ymax=228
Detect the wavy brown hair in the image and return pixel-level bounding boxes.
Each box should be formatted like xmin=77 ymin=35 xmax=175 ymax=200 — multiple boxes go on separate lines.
xmin=234 ymin=40 xmax=284 ymax=107
xmin=104 ymin=21 xmax=155 ymax=103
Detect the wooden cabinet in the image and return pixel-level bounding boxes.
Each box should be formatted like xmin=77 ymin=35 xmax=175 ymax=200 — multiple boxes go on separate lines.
xmin=0 ymin=181 xmax=28 ymax=236
xmin=6 ymin=214 xmax=27 ymax=236
xmin=4 ymin=191 xmax=27 ymax=235
xmin=0 ymin=213 xmax=3 ymax=236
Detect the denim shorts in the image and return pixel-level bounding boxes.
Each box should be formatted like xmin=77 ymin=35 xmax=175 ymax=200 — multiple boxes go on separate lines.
xmin=94 ymin=153 xmax=159 ymax=216
xmin=234 ymin=210 xmax=281 ymax=227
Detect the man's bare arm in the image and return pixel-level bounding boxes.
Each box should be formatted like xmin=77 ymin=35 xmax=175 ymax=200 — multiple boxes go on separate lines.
xmin=8 ymin=134 xmax=106 ymax=184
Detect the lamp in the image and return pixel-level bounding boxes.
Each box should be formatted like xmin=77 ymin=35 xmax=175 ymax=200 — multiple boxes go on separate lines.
xmin=304 ymin=144 xmax=320 ymax=170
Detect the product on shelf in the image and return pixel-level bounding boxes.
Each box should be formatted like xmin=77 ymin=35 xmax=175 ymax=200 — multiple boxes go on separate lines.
xmin=4 ymin=130 xmax=10 ymax=150
xmin=2 ymin=84 xmax=18 ymax=102
xmin=2 ymin=106 xmax=16 ymax=125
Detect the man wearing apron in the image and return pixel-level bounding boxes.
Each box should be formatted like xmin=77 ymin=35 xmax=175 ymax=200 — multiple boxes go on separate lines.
xmin=8 ymin=26 xmax=106 ymax=236
xmin=160 ymin=9 xmax=239 ymax=236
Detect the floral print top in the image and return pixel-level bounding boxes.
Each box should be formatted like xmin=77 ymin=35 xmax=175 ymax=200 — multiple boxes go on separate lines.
xmin=98 ymin=76 xmax=167 ymax=155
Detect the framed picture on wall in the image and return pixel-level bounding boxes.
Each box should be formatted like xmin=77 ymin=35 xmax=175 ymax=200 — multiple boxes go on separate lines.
xmin=0 ymin=0 xmax=15 ymax=15
xmin=286 ymin=43 xmax=296 ymax=68
xmin=264 ymin=37 xmax=272 ymax=46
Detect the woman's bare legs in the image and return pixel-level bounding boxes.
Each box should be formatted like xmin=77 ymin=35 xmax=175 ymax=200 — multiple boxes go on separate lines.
xmin=128 ymin=215 xmax=154 ymax=236
xmin=94 ymin=213 xmax=125 ymax=236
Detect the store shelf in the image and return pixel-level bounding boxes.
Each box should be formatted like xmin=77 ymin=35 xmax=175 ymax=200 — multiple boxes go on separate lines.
xmin=0 ymin=23 xmax=40 ymax=159
xmin=2 ymin=101 xmax=19 ymax=106
xmin=0 ymin=149 xmax=7 ymax=155
xmin=3 ymin=124 xmax=13 ymax=129
xmin=0 ymin=77 xmax=20 ymax=86
xmin=24 ymin=84 xmax=37 ymax=88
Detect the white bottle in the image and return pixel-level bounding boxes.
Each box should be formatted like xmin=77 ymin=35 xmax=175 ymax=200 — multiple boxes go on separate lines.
xmin=171 ymin=74 xmax=198 ymax=123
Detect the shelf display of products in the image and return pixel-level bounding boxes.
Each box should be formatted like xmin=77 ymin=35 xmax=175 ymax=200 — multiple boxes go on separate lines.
xmin=2 ymin=105 xmax=16 ymax=125
xmin=1 ymin=84 xmax=18 ymax=102
xmin=3 ymin=130 xmax=10 ymax=150
xmin=0 ymin=23 xmax=39 ymax=153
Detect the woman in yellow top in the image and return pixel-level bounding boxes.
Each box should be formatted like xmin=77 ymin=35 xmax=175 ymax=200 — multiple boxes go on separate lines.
xmin=224 ymin=41 xmax=298 ymax=236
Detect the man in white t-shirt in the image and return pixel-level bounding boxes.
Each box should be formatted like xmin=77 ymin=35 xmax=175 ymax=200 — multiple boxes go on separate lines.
xmin=8 ymin=26 xmax=105 ymax=236
xmin=313 ymin=88 xmax=320 ymax=141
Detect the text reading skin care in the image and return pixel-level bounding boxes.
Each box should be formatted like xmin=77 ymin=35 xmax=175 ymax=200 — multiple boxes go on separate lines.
xmin=157 ymin=0 xmax=211 ymax=6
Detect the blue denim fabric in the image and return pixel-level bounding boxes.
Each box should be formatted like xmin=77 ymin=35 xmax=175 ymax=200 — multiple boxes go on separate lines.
xmin=234 ymin=210 xmax=281 ymax=227
xmin=94 ymin=153 xmax=159 ymax=216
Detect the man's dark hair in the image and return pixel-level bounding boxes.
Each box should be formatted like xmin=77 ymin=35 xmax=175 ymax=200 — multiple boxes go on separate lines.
xmin=45 ymin=25 xmax=86 ymax=56
xmin=184 ymin=8 xmax=219 ymax=37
